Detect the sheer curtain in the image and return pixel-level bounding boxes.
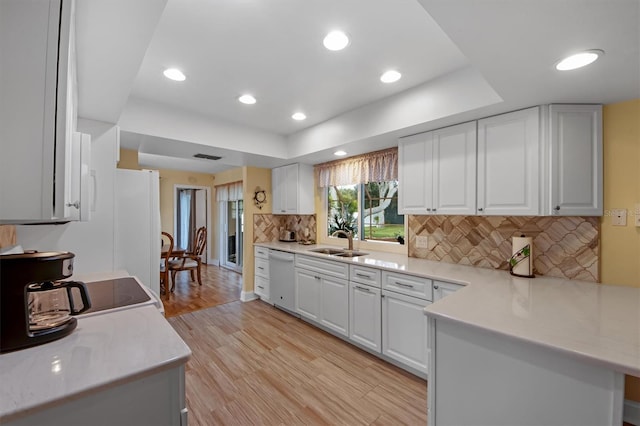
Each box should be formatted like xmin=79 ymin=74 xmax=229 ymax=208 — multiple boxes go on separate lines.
xmin=215 ymin=181 xmax=243 ymax=202
xmin=177 ymin=189 xmax=197 ymax=250
xmin=314 ymin=147 xmax=398 ymax=187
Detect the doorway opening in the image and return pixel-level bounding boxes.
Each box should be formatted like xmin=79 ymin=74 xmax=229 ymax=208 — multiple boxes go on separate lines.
xmin=217 ymin=182 xmax=243 ymax=273
xmin=174 ymin=185 xmax=210 ymax=262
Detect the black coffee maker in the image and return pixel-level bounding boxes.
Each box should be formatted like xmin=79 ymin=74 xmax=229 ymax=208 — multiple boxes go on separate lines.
xmin=0 ymin=251 xmax=91 ymax=353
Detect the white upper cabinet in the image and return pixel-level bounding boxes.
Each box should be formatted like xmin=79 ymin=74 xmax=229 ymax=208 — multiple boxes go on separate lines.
xmin=398 ymin=121 xmax=476 ymax=215
xmin=0 ymin=0 xmax=77 ymax=223
xmin=548 ymin=104 xmax=603 ymax=216
xmin=477 ymin=107 xmax=541 ymax=216
xmin=272 ymin=163 xmax=314 ymax=215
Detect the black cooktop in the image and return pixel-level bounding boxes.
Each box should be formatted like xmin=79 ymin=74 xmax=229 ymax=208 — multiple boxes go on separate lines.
xmin=78 ymin=277 xmax=151 ymax=314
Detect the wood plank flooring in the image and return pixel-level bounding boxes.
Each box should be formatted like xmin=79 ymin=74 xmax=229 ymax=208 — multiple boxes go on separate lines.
xmin=162 ymin=264 xmax=242 ymax=317
xmin=168 ymin=300 xmax=428 ymax=425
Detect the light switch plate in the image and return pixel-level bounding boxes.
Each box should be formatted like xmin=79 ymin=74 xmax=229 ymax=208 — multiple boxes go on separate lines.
xmin=611 ymin=209 xmax=627 ymax=226
xmin=416 ymin=235 xmax=429 ymax=249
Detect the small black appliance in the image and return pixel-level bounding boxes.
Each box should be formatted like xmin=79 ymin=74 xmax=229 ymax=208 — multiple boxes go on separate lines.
xmin=0 ymin=251 xmax=91 ymax=353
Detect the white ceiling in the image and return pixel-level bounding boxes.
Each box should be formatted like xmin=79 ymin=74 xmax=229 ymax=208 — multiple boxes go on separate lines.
xmin=76 ymin=0 xmax=640 ymax=173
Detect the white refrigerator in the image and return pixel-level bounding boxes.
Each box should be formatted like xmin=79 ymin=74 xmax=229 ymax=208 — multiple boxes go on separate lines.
xmin=114 ymin=169 xmax=161 ymax=296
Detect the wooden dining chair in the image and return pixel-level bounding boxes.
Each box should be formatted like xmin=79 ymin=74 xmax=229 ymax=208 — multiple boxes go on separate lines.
xmin=160 ymin=232 xmax=174 ymax=295
xmin=168 ymin=226 xmax=207 ymax=291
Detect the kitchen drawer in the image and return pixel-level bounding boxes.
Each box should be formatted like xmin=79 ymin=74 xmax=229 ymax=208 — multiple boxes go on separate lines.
xmin=255 ymin=275 xmax=270 ymax=300
xmin=382 ymin=271 xmax=433 ymax=301
xmin=350 ymin=265 xmax=381 ymax=288
xmin=295 ymin=254 xmax=349 ymax=280
xmin=255 ymin=257 xmax=269 ymax=278
xmin=254 ymin=246 xmax=269 ymax=259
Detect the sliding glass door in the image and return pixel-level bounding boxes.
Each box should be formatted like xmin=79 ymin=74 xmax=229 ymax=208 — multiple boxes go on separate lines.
xmin=218 ymin=182 xmax=243 ymax=272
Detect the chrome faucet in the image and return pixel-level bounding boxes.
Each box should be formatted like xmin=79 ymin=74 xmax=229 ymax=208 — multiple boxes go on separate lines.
xmin=331 ymin=230 xmax=353 ymax=251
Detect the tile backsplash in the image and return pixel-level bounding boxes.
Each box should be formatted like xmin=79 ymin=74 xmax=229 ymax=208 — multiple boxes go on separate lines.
xmin=253 ymin=214 xmax=317 ymax=243
xmin=408 ymin=215 xmax=599 ymax=282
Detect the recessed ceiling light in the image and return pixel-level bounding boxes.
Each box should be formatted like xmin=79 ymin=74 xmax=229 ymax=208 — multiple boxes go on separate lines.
xmin=555 ymin=49 xmax=604 ymax=71
xmin=292 ymin=112 xmax=307 ymax=121
xmin=334 ymin=150 xmax=347 ymax=156
xmin=238 ymin=94 xmax=257 ymax=105
xmin=323 ymin=30 xmax=350 ymax=51
xmin=163 ymin=68 xmax=186 ymax=81
xmin=380 ymin=70 xmax=402 ymax=83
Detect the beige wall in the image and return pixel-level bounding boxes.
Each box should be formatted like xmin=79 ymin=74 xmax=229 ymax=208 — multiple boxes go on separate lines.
xmin=600 ymin=99 xmax=640 ymax=402
xmin=242 ymin=167 xmax=272 ymax=293
xmin=117 ymin=149 xmax=140 ymax=170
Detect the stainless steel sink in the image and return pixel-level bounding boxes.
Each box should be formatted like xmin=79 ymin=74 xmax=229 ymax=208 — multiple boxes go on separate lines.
xmin=334 ymin=251 xmax=368 ymax=257
xmin=308 ymin=248 xmax=345 ymax=255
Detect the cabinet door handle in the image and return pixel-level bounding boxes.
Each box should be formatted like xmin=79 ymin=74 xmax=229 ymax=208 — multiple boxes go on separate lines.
xmin=355 ymin=285 xmax=371 ymax=292
xmin=433 ymin=285 xmax=439 ymax=290
xmin=554 ymin=206 xmax=560 ymax=211
xmin=478 ymin=207 xmax=484 ymax=212
xmin=394 ymin=281 xmax=414 ymax=289
xmin=426 ymin=208 xmax=432 ymax=212
xmin=314 ymin=276 xmax=321 ymax=280
xmin=66 ymin=201 xmax=80 ymax=209
xmin=432 ymin=208 xmax=436 ymax=212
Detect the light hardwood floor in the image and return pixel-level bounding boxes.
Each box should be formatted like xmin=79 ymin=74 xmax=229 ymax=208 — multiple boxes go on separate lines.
xmin=169 ymin=300 xmax=428 ymax=425
xmin=162 ymin=264 xmax=242 ymax=317
xmin=163 ymin=263 xmax=427 ymax=424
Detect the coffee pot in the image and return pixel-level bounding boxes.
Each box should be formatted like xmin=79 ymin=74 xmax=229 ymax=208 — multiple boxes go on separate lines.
xmin=0 ymin=251 xmax=91 ymax=353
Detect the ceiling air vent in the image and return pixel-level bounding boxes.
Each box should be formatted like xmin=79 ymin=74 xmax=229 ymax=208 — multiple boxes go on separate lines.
xmin=193 ymin=153 xmax=222 ymax=161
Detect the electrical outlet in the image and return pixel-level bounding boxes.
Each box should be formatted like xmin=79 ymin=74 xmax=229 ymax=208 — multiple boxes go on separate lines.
xmin=611 ymin=209 xmax=627 ymax=226
xmin=416 ymin=235 xmax=429 ymax=249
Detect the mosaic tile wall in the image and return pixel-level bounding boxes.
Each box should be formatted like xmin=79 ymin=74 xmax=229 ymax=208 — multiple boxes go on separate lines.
xmin=253 ymin=214 xmax=317 ymax=243
xmin=408 ymin=215 xmax=600 ymax=282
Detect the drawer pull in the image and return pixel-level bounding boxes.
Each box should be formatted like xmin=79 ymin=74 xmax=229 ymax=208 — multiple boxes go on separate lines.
xmin=394 ymin=281 xmax=415 ymax=289
xmin=258 ymin=266 xmax=264 ymax=270
xmin=257 ymin=285 xmax=264 ymax=289
xmin=315 ymin=276 xmax=321 ymax=280
xmin=356 ymin=273 xmax=370 ymax=278
xmin=355 ymin=285 xmax=371 ymax=292
xmin=433 ymin=284 xmax=439 ymax=289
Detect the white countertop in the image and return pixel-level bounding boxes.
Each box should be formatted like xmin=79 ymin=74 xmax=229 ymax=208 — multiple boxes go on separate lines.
xmin=0 ymin=300 xmax=191 ymax=421
xmin=257 ymin=241 xmax=640 ymax=377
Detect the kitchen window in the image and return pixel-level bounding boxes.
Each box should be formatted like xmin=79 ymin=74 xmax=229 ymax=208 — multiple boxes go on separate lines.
xmin=316 ymin=147 xmax=403 ymax=245
xmin=327 ymin=181 xmax=404 ymax=243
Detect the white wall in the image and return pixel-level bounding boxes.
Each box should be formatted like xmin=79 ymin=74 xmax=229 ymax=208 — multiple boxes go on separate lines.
xmin=16 ymin=119 xmax=118 ymax=276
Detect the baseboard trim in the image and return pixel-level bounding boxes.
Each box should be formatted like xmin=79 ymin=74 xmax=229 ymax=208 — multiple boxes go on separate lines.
xmin=625 ymin=399 xmax=640 ymax=425
xmin=240 ymin=291 xmax=258 ymax=302
xmin=207 ymin=258 xmax=219 ymax=266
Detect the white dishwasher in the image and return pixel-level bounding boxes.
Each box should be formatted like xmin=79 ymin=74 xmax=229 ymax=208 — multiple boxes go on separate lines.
xmin=269 ymin=249 xmax=296 ymax=313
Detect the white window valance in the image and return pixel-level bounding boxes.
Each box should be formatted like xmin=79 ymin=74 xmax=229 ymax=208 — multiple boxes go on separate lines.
xmin=216 ymin=181 xmax=243 ymax=202
xmin=314 ymin=147 xmax=398 ymax=187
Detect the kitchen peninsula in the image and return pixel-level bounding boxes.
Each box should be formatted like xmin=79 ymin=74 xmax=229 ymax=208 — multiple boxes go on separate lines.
xmin=0 ymin=285 xmax=191 ymax=426
xmin=255 ymin=241 xmax=640 ymax=426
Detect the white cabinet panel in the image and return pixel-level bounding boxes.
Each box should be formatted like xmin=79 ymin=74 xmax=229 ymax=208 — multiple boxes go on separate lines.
xmin=295 ymin=268 xmax=321 ymax=321
xmin=255 ymin=275 xmax=270 ymax=300
xmin=432 ymin=122 xmax=477 ymax=215
xmin=0 ymin=0 xmax=77 ymax=223
xmin=272 ymin=163 xmax=314 ymax=215
xmin=548 ymin=104 xmax=603 ymax=216
xmin=382 ymin=271 xmax=433 ymax=301
xmin=433 ymin=281 xmax=464 ymax=302
xmin=349 ymin=282 xmax=381 ymax=352
xmin=382 ymin=290 xmax=431 ymax=373
xmin=477 ymin=107 xmax=541 ymax=216
xmin=398 ymin=121 xmax=476 ymax=215
xmin=320 ymin=276 xmax=349 ymax=337
xmin=398 ymin=133 xmax=432 ymax=214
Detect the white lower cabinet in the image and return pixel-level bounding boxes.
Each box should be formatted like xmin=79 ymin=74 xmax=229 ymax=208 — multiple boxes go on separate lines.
xmin=382 ymin=289 xmax=431 ymax=374
xmin=254 ymin=246 xmax=270 ymax=301
xmin=320 ymin=276 xmax=349 ymax=337
xmin=294 ymin=268 xmax=321 ymax=321
xmin=349 ymin=282 xmax=381 ymax=352
xmin=433 ymin=280 xmax=464 ymax=301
